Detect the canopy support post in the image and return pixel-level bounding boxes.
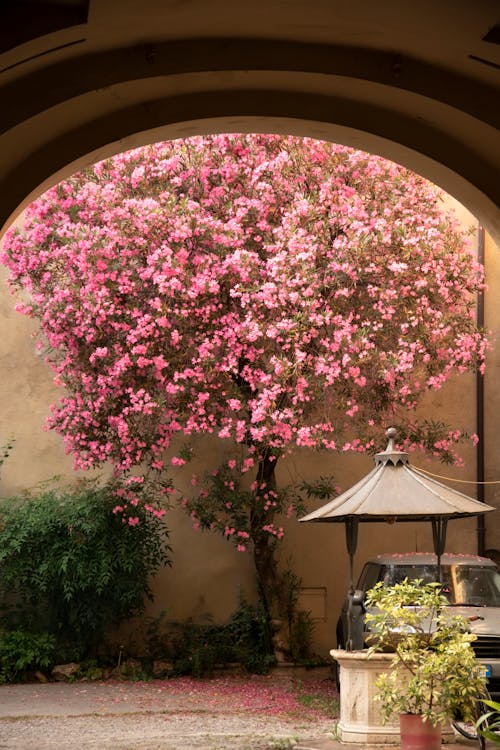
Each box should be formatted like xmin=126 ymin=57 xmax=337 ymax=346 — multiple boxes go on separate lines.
xmin=345 ymin=517 xmax=359 ymax=651
xmin=432 ymin=517 xmax=448 ymax=582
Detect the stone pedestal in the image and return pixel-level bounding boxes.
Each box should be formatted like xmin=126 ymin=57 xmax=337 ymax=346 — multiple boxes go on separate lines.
xmin=331 ymin=649 xmax=400 ymax=744
xmin=330 ymin=648 xmax=454 ymax=745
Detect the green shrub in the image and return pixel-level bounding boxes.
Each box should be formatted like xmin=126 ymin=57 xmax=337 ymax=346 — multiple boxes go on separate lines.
xmin=152 ymin=617 xmax=236 ymax=677
xmin=0 ymin=479 xmax=171 ymax=660
xmin=289 ymin=610 xmax=315 ymax=665
xmin=226 ymin=590 xmax=275 ymax=673
xmin=144 ymin=591 xmax=276 ymax=677
xmin=0 ymin=630 xmax=56 ymax=683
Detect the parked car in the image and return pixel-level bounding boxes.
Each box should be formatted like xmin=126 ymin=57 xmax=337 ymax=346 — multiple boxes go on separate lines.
xmin=336 ymin=552 xmax=500 ymax=695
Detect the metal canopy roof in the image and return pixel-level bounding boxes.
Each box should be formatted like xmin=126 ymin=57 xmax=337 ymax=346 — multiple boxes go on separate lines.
xmin=299 ymin=427 xmax=495 ymax=650
xmin=300 ymin=428 xmax=495 ymax=524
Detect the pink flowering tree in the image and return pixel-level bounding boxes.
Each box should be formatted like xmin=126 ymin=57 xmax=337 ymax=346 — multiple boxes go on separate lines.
xmin=1 ymin=135 xmax=487 ymax=625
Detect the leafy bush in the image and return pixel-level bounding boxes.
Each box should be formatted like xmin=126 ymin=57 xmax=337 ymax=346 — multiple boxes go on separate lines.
xmin=144 ymin=614 xmax=233 ymax=677
xmin=226 ymin=590 xmax=275 ymax=673
xmin=289 ymin=610 xmax=316 ymax=665
xmin=366 ymin=579 xmax=487 ymax=727
xmin=0 ymin=630 xmax=56 ymax=683
xmin=0 ymin=479 xmax=171 ymax=660
xmin=144 ymin=591 xmax=275 ymax=677
xmin=280 ymin=567 xmax=318 ymax=665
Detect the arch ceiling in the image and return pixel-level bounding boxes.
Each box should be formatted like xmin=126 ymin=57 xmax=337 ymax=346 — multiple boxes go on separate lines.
xmin=1 ymin=0 xmax=499 ymax=240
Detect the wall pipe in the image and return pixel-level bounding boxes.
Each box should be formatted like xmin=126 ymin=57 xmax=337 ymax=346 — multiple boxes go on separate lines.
xmin=477 ymin=225 xmax=485 ymax=555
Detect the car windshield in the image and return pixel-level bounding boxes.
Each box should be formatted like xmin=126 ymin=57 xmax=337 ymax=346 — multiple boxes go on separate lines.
xmin=378 ymin=563 xmax=500 ymax=607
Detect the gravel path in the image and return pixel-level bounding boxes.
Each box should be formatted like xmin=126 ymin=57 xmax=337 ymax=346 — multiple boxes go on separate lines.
xmin=0 ymin=675 xmax=338 ymax=750
xmin=0 ymin=675 xmax=479 ymax=749
xmin=0 ymin=713 xmax=335 ymax=749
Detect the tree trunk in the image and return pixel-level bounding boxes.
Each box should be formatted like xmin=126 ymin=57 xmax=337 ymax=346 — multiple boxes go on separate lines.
xmin=250 ymin=453 xmax=290 ymax=660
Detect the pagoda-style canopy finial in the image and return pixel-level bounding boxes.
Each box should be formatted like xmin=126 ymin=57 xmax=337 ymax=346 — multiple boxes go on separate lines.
xmin=375 ymin=426 xmax=409 ymax=467
xmin=386 ymin=426 xmax=397 ymax=446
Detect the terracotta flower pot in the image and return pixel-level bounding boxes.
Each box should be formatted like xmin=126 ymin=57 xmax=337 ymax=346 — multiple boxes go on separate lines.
xmin=399 ymin=713 xmax=441 ymax=750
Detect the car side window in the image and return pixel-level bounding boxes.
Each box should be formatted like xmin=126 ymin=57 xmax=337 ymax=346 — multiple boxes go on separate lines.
xmin=357 ymin=563 xmax=382 ymax=593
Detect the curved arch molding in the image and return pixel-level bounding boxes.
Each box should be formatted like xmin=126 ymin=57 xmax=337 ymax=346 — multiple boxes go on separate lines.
xmin=1 ymin=33 xmax=499 ymax=239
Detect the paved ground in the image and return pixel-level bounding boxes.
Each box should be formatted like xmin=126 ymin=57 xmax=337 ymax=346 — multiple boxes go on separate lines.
xmin=0 ymin=679 xmax=485 ymax=749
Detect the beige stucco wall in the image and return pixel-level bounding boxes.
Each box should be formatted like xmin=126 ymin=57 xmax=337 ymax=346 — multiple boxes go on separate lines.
xmin=0 ymin=191 xmax=499 ymax=658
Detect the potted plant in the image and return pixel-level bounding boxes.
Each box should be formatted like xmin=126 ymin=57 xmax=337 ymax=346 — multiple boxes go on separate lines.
xmin=365 ymin=578 xmax=487 ymax=750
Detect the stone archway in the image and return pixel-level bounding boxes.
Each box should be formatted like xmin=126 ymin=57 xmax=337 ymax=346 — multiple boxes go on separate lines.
xmin=1 ymin=0 xmax=500 ymax=658
xmin=0 ymin=1 xmax=499 ymax=237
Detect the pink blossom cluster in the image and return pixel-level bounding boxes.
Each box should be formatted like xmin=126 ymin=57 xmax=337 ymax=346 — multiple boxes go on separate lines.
xmin=1 ymin=134 xmax=486 ymax=536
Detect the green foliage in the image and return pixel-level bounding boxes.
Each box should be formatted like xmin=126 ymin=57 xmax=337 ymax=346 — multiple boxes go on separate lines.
xmin=366 ymin=579 xmax=487 ymax=727
xmin=0 ymin=439 xmax=13 ymax=475
xmin=186 ymin=460 xmax=305 ymax=545
xmin=296 ymin=686 xmax=339 ymax=719
xmin=299 ymin=475 xmax=338 ymax=501
xmin=266 ymin=739 xmax=300 ymax=749
xmin=227 ymin=590 xmax=275 ymax=674
xmin=477 ymin=699 xmax=500 ymax=743
xmin=144 ymin=591 xmax=276 ymax=677
xmin=289 ymin=610 xmax=316 ymax=665
xmin=281 ymin=568 xmax=317 ymax=665
xmin=144 ymin=607 xmax=171 ymax=661
xmin=74 ymin=658 xmax=109 ymax=682
xmin=397 ymin=419 xmax=476 ymax=465
xmin=282 ymin=567 xmax=301 ymax=632
xmin=0 ymin=479 xmax=171 ymax=660
xmin=0 ymin=630 xmax=56 ymax=683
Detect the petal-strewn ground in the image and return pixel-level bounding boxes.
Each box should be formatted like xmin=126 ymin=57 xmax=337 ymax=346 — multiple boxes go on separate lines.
xmin=0 ymin=671 xmax=339 ymax=749
xmin=0 ymin=671 xmax=476 ymax=748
